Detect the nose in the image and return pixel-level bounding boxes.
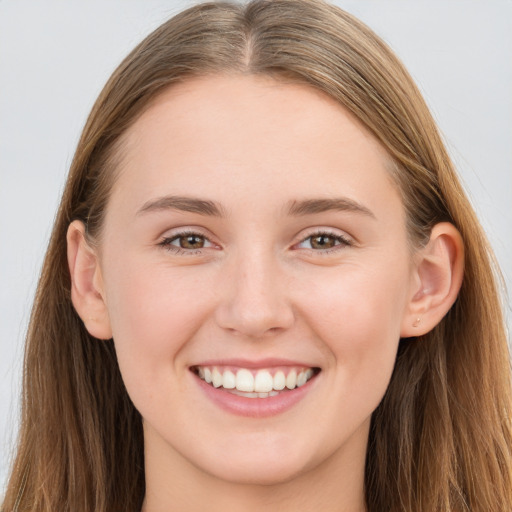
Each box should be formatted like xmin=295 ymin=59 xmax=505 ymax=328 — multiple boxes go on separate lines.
xmin=214 ymin=249 xmax=295 ymax=339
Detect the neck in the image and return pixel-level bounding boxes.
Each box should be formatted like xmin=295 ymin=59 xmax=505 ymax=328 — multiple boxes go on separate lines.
xmin=141 ymin=425 xmax=368 ymax=512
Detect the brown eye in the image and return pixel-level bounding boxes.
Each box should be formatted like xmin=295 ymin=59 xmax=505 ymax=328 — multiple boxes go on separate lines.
xmin=296 ymin=231 xmax=352 ymax=252
xmin=160 ymin=231 xmax=213 ymax=253
xmin=179 ymin=234 xmax=205 ymax=249
xmin=309 ymin=234 xmax=337 ymax=249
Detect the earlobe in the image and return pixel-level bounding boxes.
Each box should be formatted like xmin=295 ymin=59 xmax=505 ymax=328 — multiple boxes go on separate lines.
xmin=67 ymin=220 xmax=113 ymax=340
xmin=401 ymin=222 xmax=464 ymax=337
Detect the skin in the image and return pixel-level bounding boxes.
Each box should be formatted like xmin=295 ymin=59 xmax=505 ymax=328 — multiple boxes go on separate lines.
xmin=68 ymin=75 xmax=464 ymax=511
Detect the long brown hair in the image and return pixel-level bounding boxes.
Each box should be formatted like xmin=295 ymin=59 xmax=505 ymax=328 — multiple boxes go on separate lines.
xmin=3 ymin=1 xmax=511 ymax=510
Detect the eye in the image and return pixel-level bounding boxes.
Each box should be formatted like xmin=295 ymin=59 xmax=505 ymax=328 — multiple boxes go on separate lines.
xmin=159 ymin=230 xmax=214 ymax=253
xmin=174 ymin=233 xmax=207 ymax=249
xmin=296 ymin=231 xmax=352 ymax=251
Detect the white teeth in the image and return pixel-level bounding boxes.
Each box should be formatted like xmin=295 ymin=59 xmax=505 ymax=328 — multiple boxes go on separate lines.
xmin=297 ymin=371 xmax=307 ymax=387
xmin=236 ymin=369 xmax=254 ymax=392
xmin=222 ymin=370 xmax=236 ymax=389
xmin=254 ymin=370 xmax=273 ymax=392
xmin=286 ymin=370 xmax=297 ymax=389
xmin=196 ymin=366 xmax=316 ymax=394
xmin=230 ymin=389 xmax=258 ymax=398
xmin=212 ymin=368 xmax=223 ymax=388
xmin=273 ymin=371 xmax=286 ymax=390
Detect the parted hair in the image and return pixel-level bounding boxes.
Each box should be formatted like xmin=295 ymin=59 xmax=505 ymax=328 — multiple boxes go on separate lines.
xmin=3 ymin=1 xmax=511 ymax=511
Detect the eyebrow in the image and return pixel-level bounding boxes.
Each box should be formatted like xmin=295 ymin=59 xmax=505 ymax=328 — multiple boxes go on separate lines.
xmin=137 ymin=195 xmax=225 ymax=217
xmin=136 ymin=195 xmax=375 ymax=220
xmin=286 ymin=197 xmax=376 ymax=219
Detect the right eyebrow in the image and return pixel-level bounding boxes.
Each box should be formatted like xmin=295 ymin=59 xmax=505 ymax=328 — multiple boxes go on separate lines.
xmin=136 ymin=195 xmax=226 ymax=217
xmin=286 ymin=197 xmax=376 ymax=219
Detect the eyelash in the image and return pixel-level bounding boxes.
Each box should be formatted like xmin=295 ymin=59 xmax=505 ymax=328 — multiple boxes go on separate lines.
xmin=158 ymin=229 xmax=353 ymax=256
xmin=158 ymin=230 xmax=214 ymax=255
xmin=296 ymin=230 xmax=353 ymax=254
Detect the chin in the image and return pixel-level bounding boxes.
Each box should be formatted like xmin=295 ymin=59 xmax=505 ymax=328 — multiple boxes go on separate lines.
xmin=208 ymin=460 xmax=307 ymax=487
xmin=197 ymin=440 xmax=316 ymax=486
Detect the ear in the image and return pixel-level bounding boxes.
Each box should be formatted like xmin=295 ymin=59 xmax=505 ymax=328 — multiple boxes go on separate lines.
xmin=67 ymin=220 xmax=112 ymax=340
xmin=401 ymin=222 xmax=464 ymax=337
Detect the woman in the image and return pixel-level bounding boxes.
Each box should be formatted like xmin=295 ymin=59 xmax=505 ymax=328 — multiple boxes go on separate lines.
xmin=2 ymin=0 xmax=511 ymax=510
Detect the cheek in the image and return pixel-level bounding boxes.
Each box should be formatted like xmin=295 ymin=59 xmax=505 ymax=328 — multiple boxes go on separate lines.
xmin=301 ymin=256 xmax=410 ymax=333
xmin=102 ymin=260 xmax=214 ymax=383
xmin=299 ymin=258 xmax=410 ymax=387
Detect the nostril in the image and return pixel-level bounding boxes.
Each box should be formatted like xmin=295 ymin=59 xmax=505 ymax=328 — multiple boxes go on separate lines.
xmin=214 ymin=304 xmax=295 ymax=339
xmin=213 ymin=268 xmax=295 ymax=337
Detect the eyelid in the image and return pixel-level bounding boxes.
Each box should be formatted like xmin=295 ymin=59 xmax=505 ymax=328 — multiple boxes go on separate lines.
xmin=158 ymin=225 xmax=216 ymax=243
xmin=157 ymin=227 xmax=221 ymax=254
xmin=293 ymin=227 xmax=354 ymax=251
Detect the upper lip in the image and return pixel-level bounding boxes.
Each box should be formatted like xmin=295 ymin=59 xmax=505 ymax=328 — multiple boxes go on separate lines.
xmin=190 ymin=357 xmax=319 ymax=369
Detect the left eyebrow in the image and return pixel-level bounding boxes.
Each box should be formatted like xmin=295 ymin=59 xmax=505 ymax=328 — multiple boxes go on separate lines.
xmin=286 ymin=197 xmax=376 ymax=219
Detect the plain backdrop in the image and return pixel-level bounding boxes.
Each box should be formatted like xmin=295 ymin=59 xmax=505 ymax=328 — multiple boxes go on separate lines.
xmin=1 ymin=0 xmax=511 ymax=491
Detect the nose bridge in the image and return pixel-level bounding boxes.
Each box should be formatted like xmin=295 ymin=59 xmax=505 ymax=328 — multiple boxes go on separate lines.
xmin=215 ymin=244 xmax=294 ymax=338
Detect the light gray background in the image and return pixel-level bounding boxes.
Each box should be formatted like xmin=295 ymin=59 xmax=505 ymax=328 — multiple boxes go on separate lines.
xmin=1 ymin=0 xmax=511 ymax=491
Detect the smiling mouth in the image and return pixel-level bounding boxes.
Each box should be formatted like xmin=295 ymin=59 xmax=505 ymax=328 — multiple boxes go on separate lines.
xmin=191 ymin=366 xmax=320 ymax=398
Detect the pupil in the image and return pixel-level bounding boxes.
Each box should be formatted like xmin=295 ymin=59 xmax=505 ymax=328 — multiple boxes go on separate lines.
xmin=181 ymin=235 xmax=204 ymax=249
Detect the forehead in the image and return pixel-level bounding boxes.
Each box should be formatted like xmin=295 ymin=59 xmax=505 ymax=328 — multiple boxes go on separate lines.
xmin=108 ymin=74 xmax=401 ymax=220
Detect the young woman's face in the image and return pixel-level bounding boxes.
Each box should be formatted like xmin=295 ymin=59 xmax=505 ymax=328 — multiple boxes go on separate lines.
xmin=96 ymin=75 xmax=418 ymax=485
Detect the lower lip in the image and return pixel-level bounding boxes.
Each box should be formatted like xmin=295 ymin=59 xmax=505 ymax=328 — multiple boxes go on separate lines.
xmin=194 ymin=373 xmax=318 ymax=418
